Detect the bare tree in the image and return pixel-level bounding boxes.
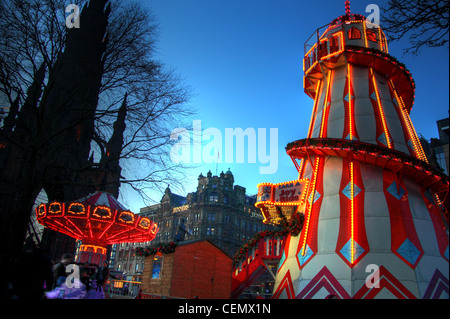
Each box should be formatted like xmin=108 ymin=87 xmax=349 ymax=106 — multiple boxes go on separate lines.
xmin=0 ymin=0 xmax=193 ymax=256
xmin=381 ymin=0 xmax=449 ymax=54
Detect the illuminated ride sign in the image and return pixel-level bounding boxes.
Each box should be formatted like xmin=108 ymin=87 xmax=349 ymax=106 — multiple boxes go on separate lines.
xmin=256 ymin=179 xmax=309 ymax=224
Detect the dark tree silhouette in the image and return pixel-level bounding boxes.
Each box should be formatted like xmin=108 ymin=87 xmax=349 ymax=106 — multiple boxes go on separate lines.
xmin=381 ymin=0 xmax=449 ymax=54
xmin=0 ymin=0 xmax=193 ymax=256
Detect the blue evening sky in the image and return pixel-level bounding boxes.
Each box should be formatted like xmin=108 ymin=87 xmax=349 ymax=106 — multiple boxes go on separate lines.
xmin=121 ymin=0 xmax=449 ymax=212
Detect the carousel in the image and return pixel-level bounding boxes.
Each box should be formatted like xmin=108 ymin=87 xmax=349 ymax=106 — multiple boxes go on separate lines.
xmin=36 ymin=191 xmax=159 ymax=265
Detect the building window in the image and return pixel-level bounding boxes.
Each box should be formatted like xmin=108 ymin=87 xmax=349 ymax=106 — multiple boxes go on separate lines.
xmin=193 ymin=227 xmax=199 ymax=236
xmin=193 ymin=213 xmax=200 ymax=222
xmin=209 ymin=193 xmax=218 ymax=202
xmin=436 ymin=150 xmax=448 ymax=174
xmin=151 ymin=255 xmax=163 ymax=279
xmin=135 ymin=263 xmax=140 ymax=272
xmin=224 ymin=215 xmax=231 ymax=224
xmin=207 ymin=213 xmax=216 ymax=222
xmin=348 ymin=26 xmax=361 ymax=40
xmin=206 ymin=227 xmax=215 ymax=236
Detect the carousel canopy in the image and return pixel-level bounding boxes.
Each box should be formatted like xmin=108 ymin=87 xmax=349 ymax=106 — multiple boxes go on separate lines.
xmin=36 ymin=192 xmax=159 ymax=246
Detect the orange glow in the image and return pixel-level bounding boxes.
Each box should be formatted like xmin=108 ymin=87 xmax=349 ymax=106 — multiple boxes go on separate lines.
xmin=347 ymin=63 xmax=354 ymax=140
xmin=388 ymin=79 xmax=428 ymax=162
xmin=79 ymin=244 xmax=107 ymax=255
xmin=68 ymin=202 xmax=86 ymax=215
xmin=150 ymin=223 xmax=159 ymax=235
xmin=321 ymin=31 xmax=345 ymax=60
xmin=37 ymin=203 xmax=46 ymax=217
xmin=118 ymin=211 xmax=135 ymax=224
xmin=370 ymin=68 xmax=392 ymax=148
xmin=92 ymin=205 xmax=112 ymax=219
xmin=48 ymin=202 xmax=63 ymax=215
xmin=350 ymin=161 xmax=355 ymax=264
xmin=301 ymin=157 xmax=320 ymax=256
xmin=255 ymin=179 xmax=310 ymax=207
xmin=307 ymin=79 xmax=323 ymax=138
xmin=320 ymin=71 xmax=332 ymax=138
xmin=363 ymin=21 xmax=369 ymax=47
xmin=138 ymin=217 xmax=151 ymax=230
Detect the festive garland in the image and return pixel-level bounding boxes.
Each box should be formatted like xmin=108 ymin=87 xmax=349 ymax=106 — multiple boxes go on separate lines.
xmin=233 ymin=230 xmax=287 ymax=263
xmin=135 ymin=241 xmax=177 ymax=257
xmin=278 ymin=211 xmax=304 ymax=237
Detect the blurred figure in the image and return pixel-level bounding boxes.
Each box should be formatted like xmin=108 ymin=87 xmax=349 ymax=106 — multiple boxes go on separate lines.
xmin=12 ymin=237 xmax=53 ymax=299
xmin=53 ymin=253 xmax=73 ymax=289
xmin=95 ymin=260 xmax=110 ymax=292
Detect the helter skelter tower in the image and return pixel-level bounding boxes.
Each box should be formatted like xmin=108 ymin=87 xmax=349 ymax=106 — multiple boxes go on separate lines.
xmin=256 ymin=2 xmax=449 ymax=299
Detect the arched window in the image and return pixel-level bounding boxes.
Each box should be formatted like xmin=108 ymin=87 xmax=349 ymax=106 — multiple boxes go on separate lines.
xmin=348 ymin=27 xmax=361 ymax=40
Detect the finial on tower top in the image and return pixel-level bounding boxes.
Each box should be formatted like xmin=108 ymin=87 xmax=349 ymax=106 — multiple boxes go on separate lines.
xmin=345 ymin=0 xmax=351 ymax=15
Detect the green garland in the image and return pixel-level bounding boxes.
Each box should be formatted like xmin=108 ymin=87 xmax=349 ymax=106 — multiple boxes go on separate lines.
xmin=135 ymin=241 xmax=177 ymax=257
xmin=277 ymin=207 xmax=304 ymax=237
xmin=233 ymin=230 xmax=287 ymax=263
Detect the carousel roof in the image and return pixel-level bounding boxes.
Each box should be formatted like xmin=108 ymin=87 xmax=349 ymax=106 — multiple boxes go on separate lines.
xmin=36 ymin=192 xmax=159 ymax=246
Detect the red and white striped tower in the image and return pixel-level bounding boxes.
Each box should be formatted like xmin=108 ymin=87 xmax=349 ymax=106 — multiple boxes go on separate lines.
xmin=265 ymin=1 xmax=449 ymax=299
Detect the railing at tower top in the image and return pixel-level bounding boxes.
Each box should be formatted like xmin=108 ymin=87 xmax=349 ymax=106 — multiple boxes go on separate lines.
xmin=231 ymin=234 xmax=285 ymax=299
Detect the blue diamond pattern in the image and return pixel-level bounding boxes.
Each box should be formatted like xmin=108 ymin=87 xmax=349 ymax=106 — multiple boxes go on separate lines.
xmin=308 ymin=190 xmax=321 ymax=205
xmin=340 ymin=239 xmax=365 ymax=263
xmin=397 ymin=238 xmax=421 ymax=266
xmin=297 ymin=244 xmax=313 ymax=266
xmin=277 ymin=251 xmax=286 ymax=273
xmin=345 ymin=134 xmax=358 ymax=141
xmin=342 ymin=182 xmax=362 ymax=200
xmin=377 ymin=132 xmax=390 ymax=147
xmin=344 ymin=93 xmax=354 ymax=102
xmin=387 ymin=181 xmax=406 ymax=200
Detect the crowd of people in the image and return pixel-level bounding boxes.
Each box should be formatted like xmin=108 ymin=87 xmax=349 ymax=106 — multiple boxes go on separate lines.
xmin=1 ymin=238 xmax=110 ymax=299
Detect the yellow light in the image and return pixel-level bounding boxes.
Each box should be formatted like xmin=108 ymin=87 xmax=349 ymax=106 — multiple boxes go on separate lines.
xmin=80 ymin=244 xmax=107 ymax=255
xmin=118 ymin=211 xmax=135 ymax=224
xmin=350 ymin=161 xmax=355 ymax=264
xmin=370 ymin=68 xmax=392 ymax=149
xmin=347 ymin=63 xmax=354 ymax=140
xmin=388 ymin=79 xmax=428 ymax=162
xmin=301 ymin=157 xmax=320 ymax=256
xmin=255 ymin=179 xmax=310 ymax=207
xmin=320 ymin=71 xmax=332 ymax=138
xmin=92 ymin=205 xmax=112 ymax=219
xmin=363 ymin=21 xmax=368 ymax=47
xmin=307 ymin=79 xmax=322 ymax=138
xmin=320 ymin=31 xmax=345 ymax=60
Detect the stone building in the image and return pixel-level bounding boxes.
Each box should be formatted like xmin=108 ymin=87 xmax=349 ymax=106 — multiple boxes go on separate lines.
xmin=111 ymin=169 xmax=278 ymax=278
